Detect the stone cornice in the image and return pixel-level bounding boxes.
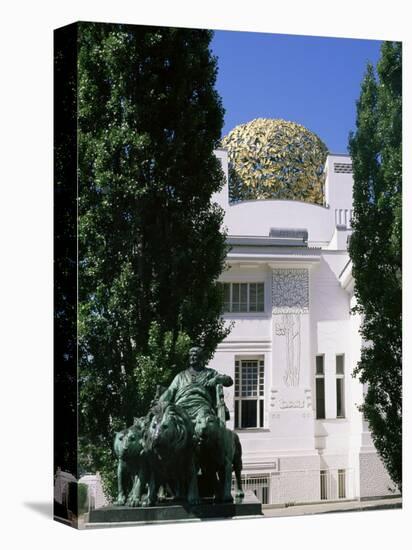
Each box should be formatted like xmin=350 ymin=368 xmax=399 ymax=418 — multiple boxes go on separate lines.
xmin=226 ymin=247 xmax=321 ymax=266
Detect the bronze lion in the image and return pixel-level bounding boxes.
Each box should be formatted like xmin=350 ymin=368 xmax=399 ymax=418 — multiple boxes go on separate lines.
xmin=194 ymin=413 xmax=244 ymax=503
xmin=113 ymin=417 xmax=148 ymax=507
xmin=144 ymin=401 xmax=200 ymax=506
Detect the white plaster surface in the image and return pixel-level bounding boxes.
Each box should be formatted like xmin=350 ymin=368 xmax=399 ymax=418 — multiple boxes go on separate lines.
xmin=359 ymin=452 xmax=398 ymax=498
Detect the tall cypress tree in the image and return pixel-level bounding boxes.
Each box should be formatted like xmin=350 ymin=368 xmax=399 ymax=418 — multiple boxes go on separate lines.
xmin=77 ymin=23 xmax=229 ymax=490
xmin=349 ymin=42 xmax=402 ymax=491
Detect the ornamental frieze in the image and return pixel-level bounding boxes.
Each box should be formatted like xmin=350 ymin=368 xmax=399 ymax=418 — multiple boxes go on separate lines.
xmin=271 ymin=268 xmax=309 ymax=314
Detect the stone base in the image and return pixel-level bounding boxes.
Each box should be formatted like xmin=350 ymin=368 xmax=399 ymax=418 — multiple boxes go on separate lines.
xmin=86 ymin=491 xmax=262 ymax=527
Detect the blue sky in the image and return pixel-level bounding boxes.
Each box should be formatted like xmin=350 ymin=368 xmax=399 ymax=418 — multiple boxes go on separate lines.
xmin=211 ymin=31 xmax=382 ymax=153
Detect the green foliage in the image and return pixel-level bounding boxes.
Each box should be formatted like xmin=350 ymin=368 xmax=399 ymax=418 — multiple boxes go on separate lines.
xmin=79 ymin=443 xmax=119 ymax=501
xmin=134 ymin=322 xmax=192 ymax=412
xmin=77 ymin=22 xmax=229 ymax=499
xmin=222 ymin=118 xmax=328 ymax=204
xmin=349 ymin=41 xmax=402 ymax=491
xmin=77 ymin=483 xmax=89 ymax=514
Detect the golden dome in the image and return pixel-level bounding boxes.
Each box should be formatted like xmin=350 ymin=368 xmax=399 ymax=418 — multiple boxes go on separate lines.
xmin=221 ymin=118 xmax=327 ymax=204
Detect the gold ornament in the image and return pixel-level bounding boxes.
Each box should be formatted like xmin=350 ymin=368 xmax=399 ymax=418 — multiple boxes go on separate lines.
xmin=221 ymin=118 xmax=328 ymax=205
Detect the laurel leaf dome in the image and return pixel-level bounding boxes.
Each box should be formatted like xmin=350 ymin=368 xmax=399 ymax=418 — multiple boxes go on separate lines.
xmin=221 ymin=118 xmax=328 ymax=204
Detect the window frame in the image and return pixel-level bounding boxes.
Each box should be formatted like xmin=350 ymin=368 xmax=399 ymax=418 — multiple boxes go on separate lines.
xmin=336 ymin=354 xmax=345 ymax=418
xmin=315 ymin=354 xmax=326 ymax=420
xmin=221 ymin=281 xmax=265 ymax=314
xmin=234 ymin=358 xmax=265 ymax=429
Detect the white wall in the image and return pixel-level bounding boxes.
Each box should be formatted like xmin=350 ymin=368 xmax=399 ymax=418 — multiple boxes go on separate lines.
xmin=324 ymin=154 xmax=354 ymax=225
xmin=359 ymin=452 xmax=398 ymax=498
xmin=213 ymin=150 xmax=354 ymax=249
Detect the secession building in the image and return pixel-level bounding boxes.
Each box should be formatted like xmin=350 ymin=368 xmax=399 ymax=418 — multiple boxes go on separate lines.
xmin=68 ymin=120 xmax=397 ymax=512
xmin=209 ymin=145 xmax=397 ymax=506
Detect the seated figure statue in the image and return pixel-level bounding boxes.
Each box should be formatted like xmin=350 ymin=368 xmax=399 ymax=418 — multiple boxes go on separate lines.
xmin=159 ymin=346 xmax=243 ymax=502
xmin=158 ymin=346 xmax=233 ymax=423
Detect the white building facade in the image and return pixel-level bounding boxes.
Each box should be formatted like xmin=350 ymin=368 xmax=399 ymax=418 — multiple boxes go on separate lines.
xmin=210 ymin=149 xmax=397 ymax=506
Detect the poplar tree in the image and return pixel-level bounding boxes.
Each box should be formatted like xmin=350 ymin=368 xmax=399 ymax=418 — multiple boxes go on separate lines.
xmin=349 ymin=41 xmax=402 ymax=491
xmin=77 ymin=23 xmax=229 ymax=490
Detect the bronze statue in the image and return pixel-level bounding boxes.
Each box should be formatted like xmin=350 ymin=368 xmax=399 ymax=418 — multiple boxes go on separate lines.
xmin=144 ymin=401 xmax=200 ymax=506
xmin=113 ymin=345 xmax=244 ymax=507
xmin=114 ymin=417 xmax=148 ymax=506
xmin=158 ymin=346 xmax=233 ymax=423
xmin=194 ymin=409 xmax=244 ymax=502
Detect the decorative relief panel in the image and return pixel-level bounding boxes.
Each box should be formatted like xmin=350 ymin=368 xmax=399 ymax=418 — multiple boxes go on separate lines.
xmin=284 ymin=313 xmax=301 ymax=387
xmin=271 ymin=268 xmax=309 ymax=314
xmin=269 ymin=388 xmax=313 ymax=410
xmin=274 ymin=313 xmax=301 ymax=387
xmin=304 ymin=388 xmax=312 ymax=409
xmin=269 ymin=388 xmax=279 ymax=409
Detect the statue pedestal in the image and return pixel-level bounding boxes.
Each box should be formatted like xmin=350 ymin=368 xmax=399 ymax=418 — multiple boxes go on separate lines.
xmin=85 ymin=491 xmax=262 ymax=527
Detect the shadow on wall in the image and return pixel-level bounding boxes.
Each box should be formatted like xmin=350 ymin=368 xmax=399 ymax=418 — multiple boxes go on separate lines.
xmin=311 ymin=257 xmax=350 ymax=323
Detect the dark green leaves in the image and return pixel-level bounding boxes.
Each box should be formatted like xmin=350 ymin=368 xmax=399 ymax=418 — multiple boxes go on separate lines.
xmin=77 ymin=22 xmax=229 ymax=496
xmin=349 ymin=41 xmax=402 ymax=492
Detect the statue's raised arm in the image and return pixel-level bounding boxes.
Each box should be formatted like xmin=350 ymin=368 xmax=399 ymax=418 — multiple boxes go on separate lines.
xmin=204 ymin=372 xmax=233 ymax=389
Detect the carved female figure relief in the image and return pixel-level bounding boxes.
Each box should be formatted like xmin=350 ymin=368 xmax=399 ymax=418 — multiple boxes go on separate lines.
xmin=272 ymin=268 xmax=307 ymax=389
xmin=283 ymin=313 xmax=301 ymax=387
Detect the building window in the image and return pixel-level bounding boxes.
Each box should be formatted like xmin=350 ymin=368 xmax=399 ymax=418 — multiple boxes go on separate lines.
xmin=336 ymin=354 xmax=345 ymax=418
xmin=315 ymin=355 xmax=325 ymax=419
xmin=338 ymin=469 xmax=346 ymax=498
xmin=234 ymin=359 xmax=264 ymax=428
xmin=221 ymin=282 xmax=264 ymax=313
xmin=320 ymin=470 xmax=328 ymax=500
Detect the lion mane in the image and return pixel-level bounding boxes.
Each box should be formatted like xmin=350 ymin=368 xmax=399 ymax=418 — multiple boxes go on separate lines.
xmin=146 ymin=401 xmax=192 ymax=454
xmin=144 ymin=401 xmax=199 ymax=506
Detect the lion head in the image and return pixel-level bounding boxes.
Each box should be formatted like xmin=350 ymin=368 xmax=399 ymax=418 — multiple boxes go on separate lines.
xmin=194 ymin=413 xmax=222 ymax=450
xmin=114 ymin=417 xmax=146 ymax=461
xmin=145 ymin=402 xmax=193 ymax=457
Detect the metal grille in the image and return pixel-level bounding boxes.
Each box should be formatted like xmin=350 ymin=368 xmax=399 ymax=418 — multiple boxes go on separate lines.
xmin=264 ymin=469 xmax=354 ymax=504
xmin=233 ymin=473 xmax=270 ymax=505
xmin=320 ymin=470 xmax=328 ymax=500
xmin=319 ymin=469 xmax=350 ymax=501
xmin=338 ymin=469 xmax=346 ymax=498
xmin=334 ymin=162 xmax=353 ymax=174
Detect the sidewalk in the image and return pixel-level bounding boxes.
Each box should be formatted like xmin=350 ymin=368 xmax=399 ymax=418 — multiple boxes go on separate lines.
xmin=262 ymin=497 xmax=402 ymax=518
xmin=79 ymin=496 xmax=402 ymax=528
